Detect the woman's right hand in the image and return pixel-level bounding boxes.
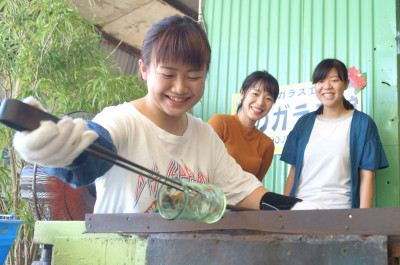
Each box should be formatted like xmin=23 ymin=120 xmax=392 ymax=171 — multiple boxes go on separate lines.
xmin=12 ymin=97 xmax=98 ymax=167
xmin=14 ymin=117 xmax=98 ymax=167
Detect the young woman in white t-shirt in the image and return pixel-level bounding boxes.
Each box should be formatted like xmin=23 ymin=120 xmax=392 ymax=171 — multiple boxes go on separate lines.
xmin=281 ymin=58 xmax=388 ymax=209
xmin=14 ymin=16 xmax=313 ymax=213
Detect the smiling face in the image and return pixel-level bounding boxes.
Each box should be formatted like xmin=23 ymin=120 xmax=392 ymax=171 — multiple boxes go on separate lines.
xmin=238 ymin=80 xmax=274 ymax=127
xmin=139 ymin=59 xmax=207 ymax=118
xmin=135 ymin=16 xmax=211 ymax=134
xmin=314 ymin=67 xmax=349 ymax=111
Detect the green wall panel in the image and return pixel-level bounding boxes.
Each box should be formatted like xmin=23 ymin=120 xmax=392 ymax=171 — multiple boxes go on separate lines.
xmin=195 ymin=0 xmax=399 ymax=207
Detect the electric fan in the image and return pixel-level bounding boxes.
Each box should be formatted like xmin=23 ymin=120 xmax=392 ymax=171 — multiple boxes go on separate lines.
xmin=20 ymin=111 xmax=97 ymax=221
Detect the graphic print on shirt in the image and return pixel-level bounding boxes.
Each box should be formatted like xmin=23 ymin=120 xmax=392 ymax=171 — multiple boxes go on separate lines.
xmin=197 ymin=167 xmax=209 ymax=184
xmin=133 ymin=159 xmax=210 ymax=212
xmin=183 ymin=163 xmax=196 ymax=182
xmin=167 ymin=160 xmax=189 ymax=181
xmin=145 ymin=200 xmax=157 ymax=213
xmin=134 ymin=174 xmax=147 ymax=208
xmin=134 ymin=163 xmax=161 ymax=209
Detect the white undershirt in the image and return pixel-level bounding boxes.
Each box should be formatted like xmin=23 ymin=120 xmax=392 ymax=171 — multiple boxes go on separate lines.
xmin=295 ymin=111 xmax=354 ymax=209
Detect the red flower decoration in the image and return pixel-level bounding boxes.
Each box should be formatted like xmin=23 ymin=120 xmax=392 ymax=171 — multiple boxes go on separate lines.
xmin=351 ymin=75 xmax=367 ymax=90
xmin=348 ymin=66 xmax=360 ymax=80
xmin=348 ymin=66 xmax=366 ymax=90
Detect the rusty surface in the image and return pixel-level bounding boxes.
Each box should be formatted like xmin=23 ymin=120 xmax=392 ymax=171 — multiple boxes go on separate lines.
xmin=388 ymin=237 xmax=400 ymax=257
xmin=85 ymin=208 xmax=400 ymax=236
xmin=84 ymin=209 xmax=400 ymax=264
xmin=145 ymin=234 xmax=388 ymax=265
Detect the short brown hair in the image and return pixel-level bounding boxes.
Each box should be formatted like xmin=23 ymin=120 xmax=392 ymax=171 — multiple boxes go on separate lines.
xmin=141 ymin=16 xmax=211 ymax=71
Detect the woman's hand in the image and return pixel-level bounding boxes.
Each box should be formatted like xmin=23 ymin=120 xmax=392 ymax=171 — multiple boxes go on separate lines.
xmin=14 ymin=118 xmax=98 ymax=167
xmin=12 ymin=97 xmax=98 ymax=167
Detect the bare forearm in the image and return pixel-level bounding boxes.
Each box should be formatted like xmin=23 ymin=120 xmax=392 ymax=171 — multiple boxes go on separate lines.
xmin=284 ymin=165 xmax=296 ymax=196
xmin=237 ymin=186 xmax=270 ymax=210
xmin=237 ymin=187 xmax=269 ymax=210
xmin=359 ymin=169 xmax=375 ymax=208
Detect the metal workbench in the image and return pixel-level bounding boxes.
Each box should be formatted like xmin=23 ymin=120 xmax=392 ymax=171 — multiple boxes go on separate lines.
xmin=33 ymin=208 xmax=400 ymax=264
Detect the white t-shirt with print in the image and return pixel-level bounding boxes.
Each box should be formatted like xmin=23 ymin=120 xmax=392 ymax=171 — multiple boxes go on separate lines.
xmin=92 ymin=102 xmax=262 ymax=214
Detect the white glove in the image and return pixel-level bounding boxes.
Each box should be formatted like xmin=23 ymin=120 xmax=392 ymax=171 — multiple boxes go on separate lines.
xmin=291 ymin=200 xmax=329 ymax=210
xmin=21 ymin=96 xmax=47 ymax=111
xmin=13 ymin=97 xmax=98 ymax=167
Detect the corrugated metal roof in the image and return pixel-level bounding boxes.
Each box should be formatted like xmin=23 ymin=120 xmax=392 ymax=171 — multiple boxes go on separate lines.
xmin=101 ymin=42 xmax=140 ymax=76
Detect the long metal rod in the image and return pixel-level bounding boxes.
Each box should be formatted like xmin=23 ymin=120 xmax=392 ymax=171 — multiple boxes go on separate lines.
xmin=85 ymin=145 xmax=253 ymax=211
xmin=87 ymin=147 xmax=250 ymax=211
xmin=87 ymin=143 xmax=182 ymax=186
xmin=86 ymin=145 xmax=254 ymax=211
xmin=84 ymin=147 xmax=184 ymax=192
xmin=0 ymin=99 xmax=250 ymax=211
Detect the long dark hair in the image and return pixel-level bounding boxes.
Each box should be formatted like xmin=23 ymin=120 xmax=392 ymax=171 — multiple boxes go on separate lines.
xmin=237 ymin=71 xmax=279 ymax=113
xmin=312 ymin=58 xmax=354 ymax=115
xmin=141 ymin=16 xmax=211 ymax=71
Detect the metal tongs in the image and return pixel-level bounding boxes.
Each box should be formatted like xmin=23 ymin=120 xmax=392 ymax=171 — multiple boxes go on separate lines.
xmin=0 ymin=99 xmax=252 ymax=212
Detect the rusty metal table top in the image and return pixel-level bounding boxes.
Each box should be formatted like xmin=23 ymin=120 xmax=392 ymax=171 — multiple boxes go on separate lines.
xmin=85 ymin=207 xmax=400 ymax=235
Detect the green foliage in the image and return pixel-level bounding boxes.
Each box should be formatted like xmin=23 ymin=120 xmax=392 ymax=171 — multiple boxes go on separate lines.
xmin=1 ymin=0 xmax=146 ymax=114
xmin=0 ymin=0 xmax=146 ymax=263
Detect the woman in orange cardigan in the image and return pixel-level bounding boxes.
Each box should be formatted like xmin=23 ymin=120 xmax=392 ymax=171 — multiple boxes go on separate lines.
xmin=208 ymin=71 xmax=279 ymax=182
